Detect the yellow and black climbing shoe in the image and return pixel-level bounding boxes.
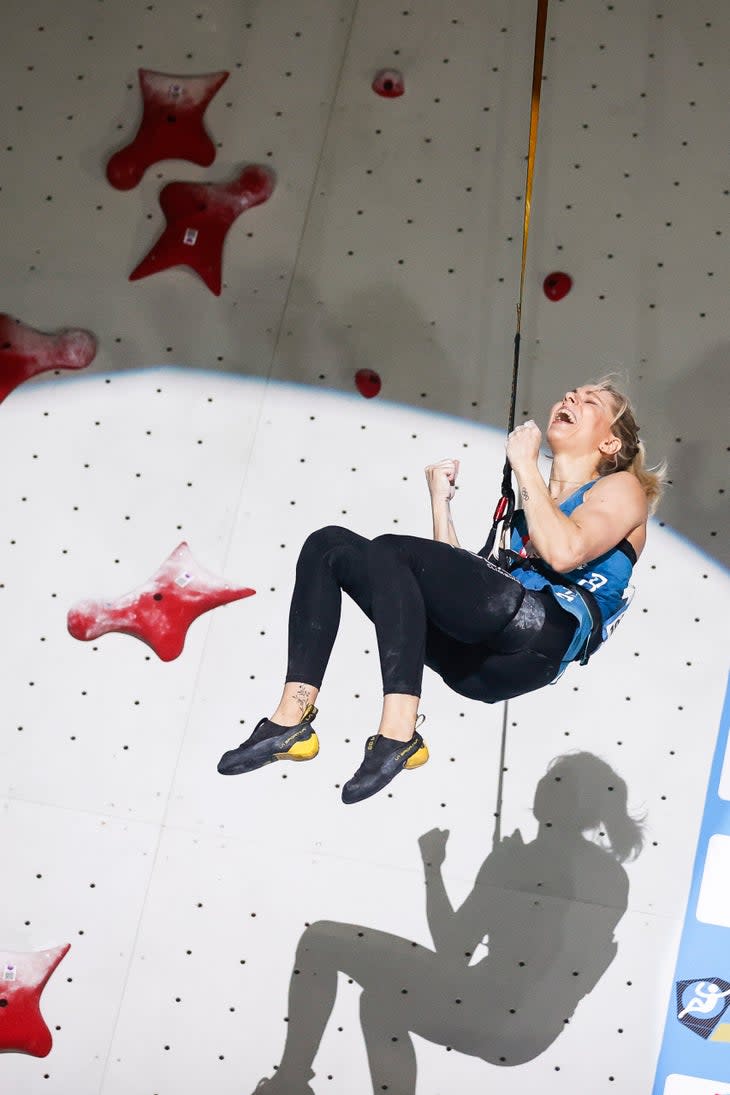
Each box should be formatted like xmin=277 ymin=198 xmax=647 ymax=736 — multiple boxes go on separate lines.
xmin=341 ymin=725 xmax=429 ymax=804
xmin=217 ymin=704 xmax=319 ymax=775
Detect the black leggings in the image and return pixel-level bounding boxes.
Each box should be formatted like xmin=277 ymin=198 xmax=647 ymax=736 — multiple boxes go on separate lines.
xmin=285 ymin=526 xmax=577 ymax=705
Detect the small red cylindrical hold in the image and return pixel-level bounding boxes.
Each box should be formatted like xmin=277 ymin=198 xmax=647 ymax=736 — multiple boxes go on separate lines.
xmin=355 ymin=368 xmax=382 ymax=399
xmin=372 ymin=69 xmax=405 ymax=98
xmin=543 ymin=271 xmax=573 ymax=302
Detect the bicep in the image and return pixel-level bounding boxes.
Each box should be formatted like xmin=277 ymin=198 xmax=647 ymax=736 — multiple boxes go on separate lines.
xmin=568 ymin=477 xmax=646 ymax=565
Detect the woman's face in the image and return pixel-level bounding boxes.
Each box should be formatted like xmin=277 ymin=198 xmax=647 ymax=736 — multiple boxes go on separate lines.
xmin=545 ymin=385 xmax=618 ymax=458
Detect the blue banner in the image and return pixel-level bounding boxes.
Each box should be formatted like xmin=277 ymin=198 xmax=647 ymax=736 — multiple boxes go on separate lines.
xmin=653 ymin=673 xmax=730 ymax=1093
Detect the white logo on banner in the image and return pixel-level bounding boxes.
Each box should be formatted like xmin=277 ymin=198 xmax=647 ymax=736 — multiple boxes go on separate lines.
xmin=678 ymin=981 xmax=730 ymax=1019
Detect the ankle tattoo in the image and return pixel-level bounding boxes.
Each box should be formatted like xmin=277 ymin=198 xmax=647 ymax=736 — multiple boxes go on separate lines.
xmin=294 ymin=683 xmax=312 ymax=715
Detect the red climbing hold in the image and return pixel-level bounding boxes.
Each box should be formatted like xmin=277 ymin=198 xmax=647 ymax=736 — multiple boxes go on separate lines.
xmin=0 ymin=944 xmax=70 ymax=1057
xmin=543 ymin=272 xmax=573 ymax=302
xmin=372 ymin=69 xmax=405 ymax=98
xmin=129 ymin=164 xmax=275 ymax=295
xmin=355 ymin=368 xmax=382 ymax=399
xmin=106 ymin=69 xmax=229 ymax=190
xmin=0 ymin=315 xmax=96 ymax=404
xmin=67 ymin=542 xmax=255 ymax=662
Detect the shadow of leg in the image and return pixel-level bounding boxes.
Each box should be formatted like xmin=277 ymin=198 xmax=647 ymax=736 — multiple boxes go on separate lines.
xmin=360 ymin=989 xmax=417 ymax=1095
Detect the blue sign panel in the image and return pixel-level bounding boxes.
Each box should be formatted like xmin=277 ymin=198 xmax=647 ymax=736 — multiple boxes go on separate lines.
xmin=653 ymin=673 xmax=730 ymax=1093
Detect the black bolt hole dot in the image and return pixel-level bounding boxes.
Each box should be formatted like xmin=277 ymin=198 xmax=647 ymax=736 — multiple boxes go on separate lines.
xmin=167 ymin=114 xmax=177 ymax=123
xmin=384 ymin=80 xmax=393 ymax=91
xmin=0 ymin=999 xmax=7 ymax=1007
xmin=153 ymin=593 xmax=163 ymax=602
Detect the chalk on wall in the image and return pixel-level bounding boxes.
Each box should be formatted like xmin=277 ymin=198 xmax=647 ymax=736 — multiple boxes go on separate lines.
xmin=0 ymin=945 xmax=70 ymax=1057
xmin=67 ymin=542 xmax=255 ymax=662
xmin=0 ymin=315 xmax=97 ymax=403
xmin=106 ymin=69 xmax=229 ymax=191
xmin=128 ymin=165 xmax=275 ymax=295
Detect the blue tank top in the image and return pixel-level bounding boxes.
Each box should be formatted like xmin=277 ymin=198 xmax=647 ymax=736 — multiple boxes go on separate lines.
xmin=509 ymin=481 xmax=636 ymax=665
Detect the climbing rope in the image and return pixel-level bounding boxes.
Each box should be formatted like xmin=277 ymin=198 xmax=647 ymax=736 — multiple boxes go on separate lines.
xmin=482 ymin=0 xmax=549 ymax=566
xmin=491 ymin=0 xmax=549 ymax=849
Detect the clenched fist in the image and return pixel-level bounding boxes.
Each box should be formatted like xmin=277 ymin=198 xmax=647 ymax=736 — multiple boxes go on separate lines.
xmin=505 ymin=420 xmax=541 ymax=474
xmin=425 ymin=459 xmax=460 ymax=502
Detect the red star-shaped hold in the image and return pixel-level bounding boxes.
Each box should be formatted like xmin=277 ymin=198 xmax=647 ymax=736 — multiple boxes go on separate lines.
xmin=129 ymin=164 xmax=275 ymax=295
xmin=0 ymin=315 xmax=97 ymax=404
xmin=106 ymin=69 xmax=229 ymax=190
xmin=0 ymin=944 xmax=70 ymax=1057
xmin=67 ymin=542 xmax=255 ymax=661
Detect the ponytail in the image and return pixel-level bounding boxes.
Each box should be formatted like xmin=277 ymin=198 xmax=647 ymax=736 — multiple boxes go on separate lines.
xmin=592 ymin=376 xmax=667 ymax=514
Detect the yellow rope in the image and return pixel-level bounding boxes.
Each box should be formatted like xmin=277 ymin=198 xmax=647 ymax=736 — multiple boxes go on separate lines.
xmin=517 ymin=0 xmax=549 ymax=335
xmin=493 ymin=0 xmax=550 ymax=850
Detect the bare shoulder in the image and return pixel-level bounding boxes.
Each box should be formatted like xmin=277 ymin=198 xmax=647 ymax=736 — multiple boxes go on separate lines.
xmin=583 ymin=472 xmax=648 ymax=521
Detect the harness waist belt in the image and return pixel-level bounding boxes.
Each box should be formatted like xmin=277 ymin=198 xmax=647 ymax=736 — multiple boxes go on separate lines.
xmin=501 ymin=550 xmax=603 ymax=665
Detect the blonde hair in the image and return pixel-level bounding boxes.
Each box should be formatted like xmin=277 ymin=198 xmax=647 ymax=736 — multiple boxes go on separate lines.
xmin=592 ymin=376 xmax=666 ymax=514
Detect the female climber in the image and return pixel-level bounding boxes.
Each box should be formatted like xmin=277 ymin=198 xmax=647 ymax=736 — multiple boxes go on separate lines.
xmin=217 ymin=377 xmax=664 ymax=804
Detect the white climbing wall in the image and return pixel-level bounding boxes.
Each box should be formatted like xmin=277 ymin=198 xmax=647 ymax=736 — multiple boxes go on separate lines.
xmin=0 ymin=2 xmax=728 ymax=1094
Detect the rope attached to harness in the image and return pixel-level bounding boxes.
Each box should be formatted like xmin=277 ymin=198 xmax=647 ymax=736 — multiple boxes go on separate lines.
xmin=481 ymin=0 xmax=549 ymax=564
xmin=490 ymin=0 xmax=549 ymax=851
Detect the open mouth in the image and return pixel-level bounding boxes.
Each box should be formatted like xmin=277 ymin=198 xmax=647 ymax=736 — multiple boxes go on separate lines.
xmin=552 ymin=407 xmax=576 ymax=425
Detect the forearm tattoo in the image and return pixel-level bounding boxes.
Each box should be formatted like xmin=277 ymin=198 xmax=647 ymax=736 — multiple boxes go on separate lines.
xmin=521 ymin=487 xmax=530 ymax=502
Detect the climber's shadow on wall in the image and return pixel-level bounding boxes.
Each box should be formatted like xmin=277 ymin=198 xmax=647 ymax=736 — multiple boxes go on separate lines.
xmin=254 ymin=751 xmax=644 ymax=1095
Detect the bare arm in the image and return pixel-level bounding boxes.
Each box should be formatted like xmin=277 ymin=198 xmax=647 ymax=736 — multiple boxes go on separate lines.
xmin=425 ymin=459 xmax=461 ymax=547
xmin=514 ymin=467 xmax=646 ymax=572
xmin=506 ymin=424 xmax=647 ymax=572
xmin=431 ymin=497 xmax=461 ymax=547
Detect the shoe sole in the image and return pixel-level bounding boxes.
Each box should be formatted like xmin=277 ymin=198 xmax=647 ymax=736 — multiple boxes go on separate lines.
xmin=273 ymin=735 xmax=320 ymax=762
xmin=404 ymin=744 xmax=429 ymax=769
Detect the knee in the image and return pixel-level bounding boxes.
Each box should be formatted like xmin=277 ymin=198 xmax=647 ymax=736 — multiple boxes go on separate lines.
xmin=370 ymin=532 xmax=407 ymax=559
xmin=371 ymin=533 xmax=400 ymax=547
xmin=299 ymin=525 xmax=352 ymax=560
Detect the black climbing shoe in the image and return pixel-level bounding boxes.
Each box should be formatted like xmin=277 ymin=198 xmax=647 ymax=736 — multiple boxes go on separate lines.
xmin=217 ymin=704 xmax=319 ymax=775
xmin=341 ymin=722 xmax=429 ymax=804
